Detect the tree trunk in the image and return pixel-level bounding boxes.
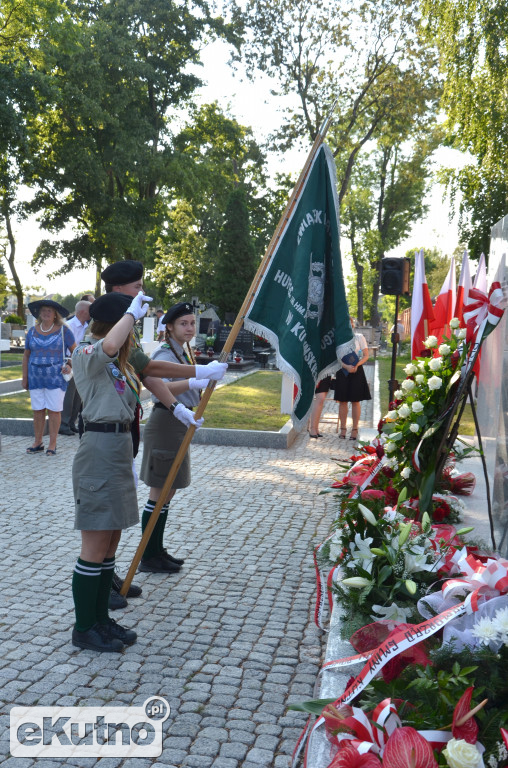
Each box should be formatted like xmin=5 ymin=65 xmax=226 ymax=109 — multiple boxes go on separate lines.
xmin=370 ymin=256 xmax=383 ymax=328
xmin=4 ymin=212 xmax=23 ymax=317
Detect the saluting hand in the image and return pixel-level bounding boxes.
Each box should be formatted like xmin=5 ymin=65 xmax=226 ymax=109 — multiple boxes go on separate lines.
xmin=126 ymin=291 xmax=153 ymax=321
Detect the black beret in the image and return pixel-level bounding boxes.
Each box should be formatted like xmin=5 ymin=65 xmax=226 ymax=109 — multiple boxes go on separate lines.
xmin=89 ymin=293 xmax=132 ymax=323
xmin=101 ymin=260 xmax=144 ymax=286
xmin=28 ymin=299 xmax=69 ymax=319
xmin=162 ymin=302 xmax=194 ymax=325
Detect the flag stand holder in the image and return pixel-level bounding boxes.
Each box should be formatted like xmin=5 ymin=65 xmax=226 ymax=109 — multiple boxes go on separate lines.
xmin=388 ymin=294 xmax=400 ymax=404
xmin=120 ymin=118 xmax=338 ymax=597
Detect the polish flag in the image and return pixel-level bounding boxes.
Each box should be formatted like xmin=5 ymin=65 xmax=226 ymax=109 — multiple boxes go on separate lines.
xmin=473 ymin=252 xmax=487 ymax=293
xmin=454 ymin=251 xmax=472 ymax=324
xmin=430 ymin=255 xmax=456 ymax=344
xmin=411 ymin=249 xmax=435 ymax=358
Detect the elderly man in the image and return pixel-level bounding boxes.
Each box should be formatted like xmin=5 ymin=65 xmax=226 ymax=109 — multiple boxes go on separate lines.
xmin=59 ymin=300 xmax=92 ymax=435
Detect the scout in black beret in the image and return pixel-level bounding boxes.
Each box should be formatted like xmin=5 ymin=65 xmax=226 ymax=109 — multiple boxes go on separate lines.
xmin=28 ymin=299 xmax=70 ymax=318
xmin=89 ymin=293 xmax=133 ymax=324
xmin=162 ymin=302 xmax=194 ymax=325
xmin=101 ymin=260 xmax=144 ymax=289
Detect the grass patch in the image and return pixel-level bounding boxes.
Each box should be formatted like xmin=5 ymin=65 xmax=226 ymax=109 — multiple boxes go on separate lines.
xmin=200 ymin=371 xmax=288 ymax=431
xmin=1 ymin=352 xmax=24 ymax=363
xmin=0 ymin=391 xmax=33 ymax=418
xmin=377 ymin=354 xmax=475 ymax=436
xmin=0 ymin=365 xmax=23 ymax=381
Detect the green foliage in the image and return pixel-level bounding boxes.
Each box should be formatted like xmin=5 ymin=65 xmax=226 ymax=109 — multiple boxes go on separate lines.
xmin=421 ymin=0 xmax=508 ymax=259
xmin=3 ymin=313 xmax=24 ymax=324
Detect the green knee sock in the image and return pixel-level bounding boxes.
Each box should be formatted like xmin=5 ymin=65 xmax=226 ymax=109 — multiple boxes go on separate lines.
xmin=158 ymin=504 xmax=169 ymax=552
xmin=96 ymin=556 xmax=115 ymax=624
xmin=72 ymin=558 xmax=102 ymax=632
xmin=141 ymin=499 xmax=160 ymax=559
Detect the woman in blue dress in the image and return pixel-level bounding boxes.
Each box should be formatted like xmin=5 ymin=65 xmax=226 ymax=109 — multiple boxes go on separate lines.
xmin=23 ymin=299 xmax=76 ymax=455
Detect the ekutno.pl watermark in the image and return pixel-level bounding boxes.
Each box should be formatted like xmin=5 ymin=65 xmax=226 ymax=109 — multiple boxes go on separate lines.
xmin=10 ymin=697 xmax=170 ymax=758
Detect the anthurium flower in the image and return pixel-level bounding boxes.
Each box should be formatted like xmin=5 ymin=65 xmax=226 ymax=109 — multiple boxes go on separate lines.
xmin=452 ymin=687 xmax=480 ymax=744
xmin=321 ymin=703 xmax=354 ymax=736
xmin=382 ymin=726 xmax=438 ymax=768
xmin=329 ymin=744 xmax=382 ymax=768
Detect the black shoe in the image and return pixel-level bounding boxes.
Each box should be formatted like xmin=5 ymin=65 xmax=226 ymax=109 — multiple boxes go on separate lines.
xmin=109 ymin=589 xmax=128 ymax=610
xmin=138 ymin=554 xmax=181 ymax=573
xmin=160 ymin=548 xmax=185 ymax=566
xmin=102 ymin=618 xmax=137 ymax=646
xmin=112 ymin=571 xmax=142 ymax=598
xmin=70 ymin=424 xmax=79 ymax=434
xmin=72 ymin=623 xmax=124 ymax=652
xmin=58 ymin=426 xmax=75 ymax=436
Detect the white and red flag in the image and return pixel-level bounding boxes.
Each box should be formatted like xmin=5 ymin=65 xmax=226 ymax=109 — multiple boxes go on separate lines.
xmin=454 ymin=251 xmax=472 ymax=324
xmin=473 ymin=252 xmax=487 ymax=292
xmin=430 ymin=255 xmax=456 ymax=344
xmin=410 ymin=249 xmax=435 ymax=358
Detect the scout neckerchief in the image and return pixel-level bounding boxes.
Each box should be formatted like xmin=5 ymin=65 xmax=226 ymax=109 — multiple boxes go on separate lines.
xmin=109 ymin=360 xmax=143 ymax=457
xmin=163 ymin=338 xmax=201 ymax=399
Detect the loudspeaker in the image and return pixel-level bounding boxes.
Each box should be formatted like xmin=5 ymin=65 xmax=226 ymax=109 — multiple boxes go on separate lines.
xmin=380 ymin=257 xmax=410 ymax=295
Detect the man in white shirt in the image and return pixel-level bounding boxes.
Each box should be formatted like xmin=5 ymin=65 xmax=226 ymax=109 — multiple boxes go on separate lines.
xmin=59 ymin=300 xmax=92 ymax=435
xmin=156 ymin=308 xmax=165 ymax=341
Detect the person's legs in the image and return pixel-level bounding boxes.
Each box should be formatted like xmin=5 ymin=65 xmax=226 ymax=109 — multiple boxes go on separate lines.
xmin=59 ymin=378 xmax=75 ymax=432
xmin=351 ymin=401 xmax=361 ymax=438
xmin=338 ymin=401 xmax=348 ymax=437
xmin=309 ymin=391 xmax=327 ymax=436
xmin=139 ymin=487 xmax=181 ymax=570
xmin=31 ymin=409 xmax=46 ymax=448
xmin=47 ymin=410 xmax=61 ymax=452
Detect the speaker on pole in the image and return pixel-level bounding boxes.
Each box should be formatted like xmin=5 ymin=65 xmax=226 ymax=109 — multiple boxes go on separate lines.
xmin=380 ymin=257 xmax=410 ymax=295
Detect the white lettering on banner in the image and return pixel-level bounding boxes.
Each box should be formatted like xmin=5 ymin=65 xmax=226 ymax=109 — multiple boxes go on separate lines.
xmin=286 ymin=310 xmax=294 ymax=326
xmin=290 ymin=322 xmax=306 ymax=341
xmin=297 ymin=209 xmax=327 ymax=245
xmin=303 ymin=341 xmax=318 ymax=377
xmin=273 ymin=270 xmax=305 ymax=317
xmin=321 ymin=330 xmax=334 ymax=349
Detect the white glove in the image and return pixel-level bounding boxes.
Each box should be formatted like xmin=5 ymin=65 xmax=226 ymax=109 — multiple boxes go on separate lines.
xmin=188 ymin=377 xmax=209 ymax=390
xmin=173 ymin=403 xmax=204 ymax=430
xmin=196 ymin=360 xmax=228 ymax=381
xmin=126 ymin=291 xmax=153 ymax=321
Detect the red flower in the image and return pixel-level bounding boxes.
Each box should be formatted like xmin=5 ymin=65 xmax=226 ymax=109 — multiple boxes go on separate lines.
xmin=361 ymin=489 xmax=385 ymax=501
xmin=382 ymin=467 xmax=395 ymax=479
xmin=452 ymin=687 xmax=479 ymax=744
xmin=329 ymin=745 xmax=382 ymax=768
xmin=375 ymin=444 xmax=385 ymax=459
xmin=322 ymin=703 xmax=354 ymax=737
xmin=385 ymin=486 xmax=399 ymax=506
xmin=431 ymin=501 xmax=450 ymax=522
xmin=382 ymin=727 xmax=438 ymax=768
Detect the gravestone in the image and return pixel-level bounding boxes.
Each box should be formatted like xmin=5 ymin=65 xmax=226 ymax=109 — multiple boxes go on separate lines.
xmin=213 ymin=324 xmax=255 ymax=357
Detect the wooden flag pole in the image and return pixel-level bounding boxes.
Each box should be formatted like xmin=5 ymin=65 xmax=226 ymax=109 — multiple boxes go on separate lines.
xmin=120 ymin=114 xmax=336 ymax=596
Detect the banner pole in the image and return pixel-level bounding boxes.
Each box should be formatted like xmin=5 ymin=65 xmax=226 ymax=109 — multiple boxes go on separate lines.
xmin=120 ymin=112 xmax=336 ymax=595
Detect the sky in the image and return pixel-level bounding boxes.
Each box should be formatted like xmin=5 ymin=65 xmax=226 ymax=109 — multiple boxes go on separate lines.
xmin=8 ymin=40 xmax=467 ymax=298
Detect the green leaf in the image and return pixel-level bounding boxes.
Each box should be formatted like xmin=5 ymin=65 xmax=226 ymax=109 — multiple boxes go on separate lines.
xmin=288 ymin=697 xmax=338 ymax=714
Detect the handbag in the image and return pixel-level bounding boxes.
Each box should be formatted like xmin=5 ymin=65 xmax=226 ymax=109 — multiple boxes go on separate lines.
xmin=61 ymin=327 xmax=73 ymax=382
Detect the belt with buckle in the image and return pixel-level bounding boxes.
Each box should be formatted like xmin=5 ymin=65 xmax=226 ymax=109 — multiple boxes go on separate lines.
xmin=84 ymin=422 xmax=131 ymax=433
xmin=154 ymin=402 xmax=193 ymax=412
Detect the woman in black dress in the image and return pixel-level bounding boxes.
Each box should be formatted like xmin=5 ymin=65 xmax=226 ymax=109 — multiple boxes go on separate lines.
xmin=334 ymin=321 xmax=371 ymax=440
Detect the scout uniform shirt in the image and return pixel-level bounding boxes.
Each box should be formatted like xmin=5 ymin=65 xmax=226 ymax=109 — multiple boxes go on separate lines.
xmin=73 ymin=338 xmax=137 ymax=424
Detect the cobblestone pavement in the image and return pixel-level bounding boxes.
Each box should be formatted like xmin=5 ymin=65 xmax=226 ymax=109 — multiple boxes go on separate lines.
xmin=0 ymin=371 xmax=374 ymax=768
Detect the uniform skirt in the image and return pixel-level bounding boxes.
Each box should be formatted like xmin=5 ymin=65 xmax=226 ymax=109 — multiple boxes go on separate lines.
xmin=140 ymin=406 xmax=191 ymax=489
xmin=334 ymin=367 xmax=371 ymax=403
xmin=72 ymin=431 xmax=139 ymax=531
xmin=315 ymin=376 xmax=333 ymax=394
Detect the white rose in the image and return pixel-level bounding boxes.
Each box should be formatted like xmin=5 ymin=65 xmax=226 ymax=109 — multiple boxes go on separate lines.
xmin=438 ymin=344 xmax=451 ymax=355
xmin=428 ymin=375 xmax=443 ymax=390
xmin=398 ymin=404 xmax=410 ymax=418
xmin=449 ymin=317 xmax=460 ymax=329
xmin=394 ymin=389 xmax=403 ymax=399
xmin=418 ymin=360 xmax=427 ymax=371
xmin=428 ymin=357 xmax=443 ymax=371
xmin=442 ymin=738 xmax=481 ymax=768
xmin=412 ymin=401 xmax=424 ymax=413
xmin=415 ymin=374 xmax=425 ymax=384
xmin=401 ymin=467 xmax=411 ymax=479
xmin=455 ymin=328 xmax=467 ymax=340
xmin=409 ymin=423 xmax=420 ymax=433
xmin=402 ymin=379 xmax=415 ymax=392
xmin=404 ymin=363 xmax=417 ymax=375
xmin=386 ymin=410 xmax=398 ymax=421
xmin=384 ymin=441 xmax=397 ymax=453
xmin=424 ymin=335 xmax=438 ymax=348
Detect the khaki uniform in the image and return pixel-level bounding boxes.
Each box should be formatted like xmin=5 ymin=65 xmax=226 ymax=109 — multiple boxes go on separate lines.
xmin=72 ymin=339 xmax=139 ymax=531
xmin=140 ymin=341 xmax=198 ymax=489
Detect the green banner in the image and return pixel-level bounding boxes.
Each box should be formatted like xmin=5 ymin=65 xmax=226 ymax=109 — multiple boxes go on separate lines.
xmin=245 ymin=143 xmax=354 ymax=428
